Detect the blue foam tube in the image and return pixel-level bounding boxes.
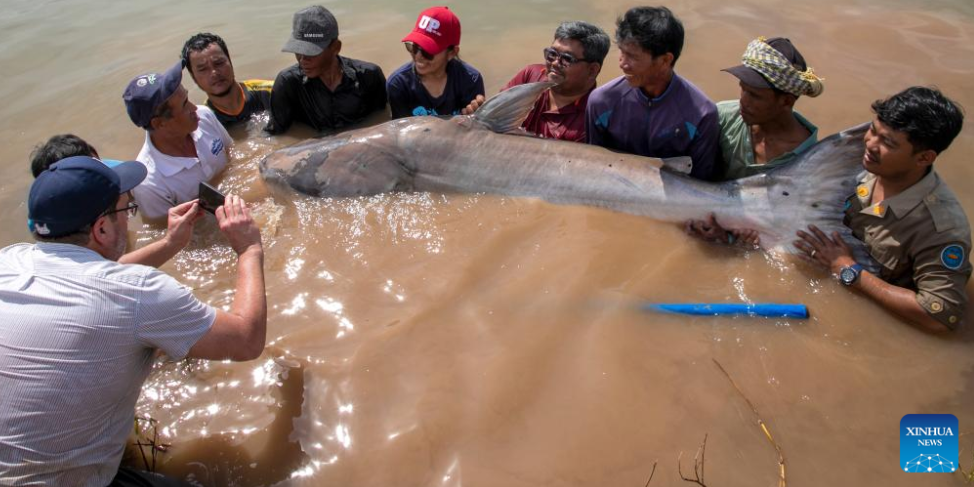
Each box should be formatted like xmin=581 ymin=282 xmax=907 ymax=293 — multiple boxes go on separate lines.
xmin=644 ymin=303 xmax=809 ymax=319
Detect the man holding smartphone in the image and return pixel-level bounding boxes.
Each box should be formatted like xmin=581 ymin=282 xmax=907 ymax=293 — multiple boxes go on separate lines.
xmin=123 ymin=61 xmax=233 ymax=221
xmin=0 ymin=157 xmax=267 ymax=486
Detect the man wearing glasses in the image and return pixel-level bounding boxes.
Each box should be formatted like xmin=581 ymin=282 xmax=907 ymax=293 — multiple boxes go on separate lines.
xmin=123 ymin=61 xmax=233 ymax=221
xmin=462 ymin=21 xmax=609 ymax=142
xmin=28 ymin=134 xmax=203 ymax=269
xmin=0 ymin=157 xmax=267 ymax=486
xmin=266 ymin=5 xmax=387 ymax=134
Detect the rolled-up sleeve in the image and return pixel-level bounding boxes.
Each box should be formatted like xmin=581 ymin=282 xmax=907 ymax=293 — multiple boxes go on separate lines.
xmin=912 ymin=240 xmax=971 ymax=330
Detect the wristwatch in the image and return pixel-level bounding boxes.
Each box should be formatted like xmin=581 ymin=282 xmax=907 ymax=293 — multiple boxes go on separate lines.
xmin=839 ymin=264 xmax=863 ymax=286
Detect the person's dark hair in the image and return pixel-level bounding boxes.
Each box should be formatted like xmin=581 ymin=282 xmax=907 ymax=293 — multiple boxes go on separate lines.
xmin=181 ymin=32 xmax=231 ymax=79
xmin=29 ymin=134 xmax=99 ymax=178
xmin=554 ymin=21 xmax=611 ymax=65
xmin=615 ymin=6 xmax=684 ymax=66
xmin=871 ymin=86 xmax=964 ymax=154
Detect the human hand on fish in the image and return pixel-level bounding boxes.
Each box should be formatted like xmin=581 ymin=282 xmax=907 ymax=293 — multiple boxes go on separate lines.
xmin=794 ymin=225 xmax=856 ymax=274
xmin=684 ymin=213 xmax=761 ymax=248
xmin=460 ymin=94 xmax=486 ymax=115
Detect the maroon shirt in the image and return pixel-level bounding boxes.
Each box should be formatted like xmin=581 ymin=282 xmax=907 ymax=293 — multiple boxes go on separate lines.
xmin=502 ymin=64 xmax=593 ymax=142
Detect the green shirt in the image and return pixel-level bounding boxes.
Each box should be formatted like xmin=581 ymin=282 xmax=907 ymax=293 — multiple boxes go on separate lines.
xmin=716 ymin=100 xmax=818 ymax=180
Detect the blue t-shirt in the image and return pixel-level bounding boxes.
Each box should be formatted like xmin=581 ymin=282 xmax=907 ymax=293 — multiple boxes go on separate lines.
xmin=586 ymin=74 xmax=720 ymax=181
xmin=386 ymin=59 xmax=485 ymax=119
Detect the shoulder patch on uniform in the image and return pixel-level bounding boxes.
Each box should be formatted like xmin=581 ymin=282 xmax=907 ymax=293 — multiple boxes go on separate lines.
xmin=595 ymin=110 xmax=612 ymax=130
xmin=940 ymin=244 xmax=965 ymax=270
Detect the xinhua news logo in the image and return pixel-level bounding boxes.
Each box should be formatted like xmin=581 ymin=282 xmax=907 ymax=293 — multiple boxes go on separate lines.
xmin=900 ymin=414 xmax=958 ymax=473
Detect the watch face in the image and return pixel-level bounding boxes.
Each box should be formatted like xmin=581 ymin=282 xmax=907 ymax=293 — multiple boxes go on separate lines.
xmin=840 ymin=267 xmax=856 ymax=284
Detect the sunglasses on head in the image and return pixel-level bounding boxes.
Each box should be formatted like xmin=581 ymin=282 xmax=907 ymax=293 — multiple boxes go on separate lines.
xmin=543 ymin=47 xmax=587 ymax=66
xmin=404 ymin=42 xmax=435 ymax=61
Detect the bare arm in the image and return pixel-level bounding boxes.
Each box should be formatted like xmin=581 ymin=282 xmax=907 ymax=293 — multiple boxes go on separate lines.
xmin=795 ymin=226 xmax=950 ymax=334
xmin=187 ymin=195 xmax=267 ymax=360
xmin=850 ymin=271 xmax=949 ymax=333
xmin=119 ymin=199 xmax=203 ymax=268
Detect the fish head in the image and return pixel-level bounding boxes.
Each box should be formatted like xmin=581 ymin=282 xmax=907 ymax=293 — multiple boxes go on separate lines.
xmin=260 ymin=124 xmax=411 ymax=197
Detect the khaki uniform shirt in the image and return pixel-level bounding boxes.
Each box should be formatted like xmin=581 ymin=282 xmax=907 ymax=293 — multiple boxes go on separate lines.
xmin=844 ymin=170 xmax=972 ymax=329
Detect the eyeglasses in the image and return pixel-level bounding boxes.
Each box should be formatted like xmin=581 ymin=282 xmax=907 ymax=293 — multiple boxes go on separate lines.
xmin=543 ymin=47 xmax=587 ymax=66
xmin=404 ymin=42 xmax=435 ymax=61
xmin=103 ymin=202 xmax=139 ymax=219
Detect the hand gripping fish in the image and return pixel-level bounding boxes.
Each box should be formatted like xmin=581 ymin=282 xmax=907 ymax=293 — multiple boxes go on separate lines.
xmin=260 ymin=82 xmax=872 ymax=263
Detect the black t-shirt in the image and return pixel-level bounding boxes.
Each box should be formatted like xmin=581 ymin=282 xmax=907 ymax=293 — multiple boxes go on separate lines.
xmin=265 ymin=56 xmax=387 ymax=134
xmin=206 ymin=79 xmax=273 ymax=127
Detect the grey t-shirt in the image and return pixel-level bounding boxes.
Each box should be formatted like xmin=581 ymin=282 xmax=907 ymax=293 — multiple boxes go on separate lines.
xmin=0 ymin=243 xmax=215 ymax=486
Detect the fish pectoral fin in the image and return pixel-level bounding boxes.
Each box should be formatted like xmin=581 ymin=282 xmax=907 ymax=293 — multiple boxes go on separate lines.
xmin=473 ymin=81 xmax=557 ymax=134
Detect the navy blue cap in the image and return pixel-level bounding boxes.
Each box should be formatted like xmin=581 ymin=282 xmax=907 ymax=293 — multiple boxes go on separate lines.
xmin=122 ymin=61 xmax=184 ymax=129
xmin=28 ymin=156 xmax=147 ymax=238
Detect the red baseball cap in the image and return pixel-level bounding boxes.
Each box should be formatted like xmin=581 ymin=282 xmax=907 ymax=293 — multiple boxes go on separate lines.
xmin=402 ymin=6 xmax=461 ymax=56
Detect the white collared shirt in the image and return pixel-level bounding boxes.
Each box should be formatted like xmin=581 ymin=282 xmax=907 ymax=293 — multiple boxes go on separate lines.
xmin=132 ymin=106 xmax=232 ymax=219
xmin=0 ymin=243 xmax=215 ymax=485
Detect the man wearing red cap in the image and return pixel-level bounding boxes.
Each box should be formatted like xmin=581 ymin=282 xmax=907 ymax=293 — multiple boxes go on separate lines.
xmin=387 ymin=6 xmax=484 ymax=119
xmin=266 ymin=5 xmax=387 ymax=134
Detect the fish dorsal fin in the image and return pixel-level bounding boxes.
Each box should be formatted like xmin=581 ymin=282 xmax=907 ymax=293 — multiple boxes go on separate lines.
xmin=473 ymin=81 xmax=557 ymax=134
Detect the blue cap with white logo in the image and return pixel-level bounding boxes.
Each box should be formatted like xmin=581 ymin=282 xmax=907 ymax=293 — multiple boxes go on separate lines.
xmin=28 ymin=156 xmax=147 ymax=238
xmin=122 ymin=60 xmax=184 ymax=129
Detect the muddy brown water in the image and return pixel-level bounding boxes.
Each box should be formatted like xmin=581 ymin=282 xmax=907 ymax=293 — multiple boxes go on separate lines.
xmin=2 ymin=0 xmax=974 ymax=485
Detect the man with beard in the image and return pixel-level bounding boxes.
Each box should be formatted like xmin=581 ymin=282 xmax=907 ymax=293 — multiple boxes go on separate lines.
xmin=716 ymin=36 xmax=824 ymax=180
xmin=462 ymin=21 xmax=609 ymax=142
xmin=265 ymin=5 xmax=386 ymax=134
xmin=28 ymin=134 xmax=203 ymax=269
xmin=0 ymin=157 xmax=267 ymax=485
xmin=182 ymin=32 xmax=273 ymax=127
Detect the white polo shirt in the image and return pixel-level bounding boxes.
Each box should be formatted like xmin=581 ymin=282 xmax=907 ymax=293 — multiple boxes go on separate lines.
xmin=132 ymin=106 xmax=232 ymax=219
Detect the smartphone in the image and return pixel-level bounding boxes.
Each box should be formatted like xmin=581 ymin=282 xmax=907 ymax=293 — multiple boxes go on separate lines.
xmin=198 ymin=182 xmax=226 ymax=214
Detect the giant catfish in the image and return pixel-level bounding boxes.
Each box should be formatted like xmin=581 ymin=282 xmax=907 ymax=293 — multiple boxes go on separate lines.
xmin=260 ymin=81 xmax=872 ymax=262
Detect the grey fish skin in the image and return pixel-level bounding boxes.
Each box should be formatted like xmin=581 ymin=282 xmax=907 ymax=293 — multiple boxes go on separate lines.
xmin=260 ymin=82 xmax=868 ymax=257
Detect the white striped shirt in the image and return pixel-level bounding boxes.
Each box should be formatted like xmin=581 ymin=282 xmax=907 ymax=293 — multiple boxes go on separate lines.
xmin=0 ymin=243 xmax=215 ymax=486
